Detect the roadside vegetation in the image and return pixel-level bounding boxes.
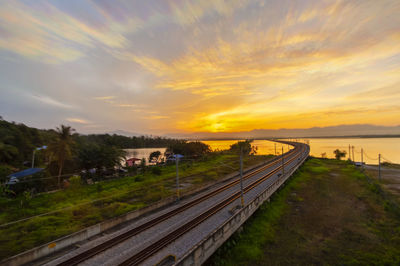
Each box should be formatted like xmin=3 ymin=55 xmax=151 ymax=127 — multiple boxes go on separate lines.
xmin=208 ymin=158 xmax=400 ymax=265
xmin=0 ymin=116 xmax=184 ymax=185
xmin=0 ymin=129 xmax=272 ymax=259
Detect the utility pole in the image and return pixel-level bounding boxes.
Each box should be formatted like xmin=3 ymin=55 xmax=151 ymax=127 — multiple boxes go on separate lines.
xmin=378 ymin=153 xmax=381 ymax=181
xmin=31 ymin=146 xmax=47 ymax=168
xmin=274 ymin=143 xmax=276 ymax=155
xmin=352 ymin=146 xmax=355 ymax=163
xmin=239 ymin=146 xmax=244 ymax=207
xmin=349 ymin=145 xmax=351 ymax=161
xmin=32 ymin=149 xmax=36 ymax=168
xmin=361 ymin=148 xmax=364 ymax=169
xmin=282 ymin=146 xmax=284 ymax=176
xmin=176 ymin=156 xmax=180 ymax=201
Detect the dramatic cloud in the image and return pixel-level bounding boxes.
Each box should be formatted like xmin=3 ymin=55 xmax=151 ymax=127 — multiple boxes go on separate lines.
xmin=0 ymin=0 xmax=399 ymax=134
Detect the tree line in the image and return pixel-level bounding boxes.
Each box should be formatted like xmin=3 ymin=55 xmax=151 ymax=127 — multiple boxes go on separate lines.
xmin=0 ymin=117 xmax=188 ymax=185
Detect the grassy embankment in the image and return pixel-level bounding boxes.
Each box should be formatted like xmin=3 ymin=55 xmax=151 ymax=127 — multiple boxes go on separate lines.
xmin=0 ymin=153 xmax=272 ymax=260
xmin=208 ymin=158 xmax=400 ymax=265
xmin=364 ymin=163 xmax=400 ymax=196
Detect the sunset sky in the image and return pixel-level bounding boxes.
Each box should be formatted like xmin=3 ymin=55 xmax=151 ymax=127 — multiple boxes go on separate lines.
xmin=0 ymin=0 xmax=399 ymax=135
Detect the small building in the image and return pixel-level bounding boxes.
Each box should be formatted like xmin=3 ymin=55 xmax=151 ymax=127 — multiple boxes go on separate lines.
xmin=6 ymin=168 xmax=44 ymax=185
xmin=126 ymin=158 xmax=141 ymax=167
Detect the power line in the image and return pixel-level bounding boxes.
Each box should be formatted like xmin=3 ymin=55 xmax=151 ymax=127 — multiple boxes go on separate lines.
xmin=382 ymin=156 xmax=395 ymax=164
xmin=363 ymin=151 xmax=379 ymax=161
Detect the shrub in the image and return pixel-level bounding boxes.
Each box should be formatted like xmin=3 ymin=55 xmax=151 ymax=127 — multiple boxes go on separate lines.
xmin=68 ymin=175 xmax=82 ymax=189
xmin=0 ymin=165 xmax=13 ymax=183
xmin=151 ymin=166 xmax=162 ymax=175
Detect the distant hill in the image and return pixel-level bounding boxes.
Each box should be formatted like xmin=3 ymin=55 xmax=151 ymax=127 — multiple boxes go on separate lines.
xmin=108 ymin=130 xmax=142 ymax=137
xmin=166 ymin=124 xmax=400 ymax=139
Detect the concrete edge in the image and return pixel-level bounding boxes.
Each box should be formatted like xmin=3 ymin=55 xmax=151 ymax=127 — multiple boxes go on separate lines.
xmin=1 ymin=155 xmax=281 ymax=266
xmin=176 ymin=146 xmax=309 ymax=266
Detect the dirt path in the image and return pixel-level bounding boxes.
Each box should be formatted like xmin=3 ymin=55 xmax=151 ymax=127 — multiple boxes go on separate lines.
xmin=364 ymin=164 xmax=400 ymax=195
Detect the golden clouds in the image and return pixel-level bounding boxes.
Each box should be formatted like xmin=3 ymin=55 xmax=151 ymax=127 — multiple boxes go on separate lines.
xmin=0 ymin=1 xmax=140 ymax=63
xmin=66 ymin=118 xmax=90 ymax=124
xmin=1 ymin=1 xmax=399 ymax=134
xmin=169 ymin=0 xmax=247 ymax=26
xmin=130 ymin=0 xmax=400 ymax=132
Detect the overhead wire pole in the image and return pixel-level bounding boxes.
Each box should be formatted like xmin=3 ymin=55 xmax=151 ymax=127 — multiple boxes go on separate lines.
xmin=274 ymin=143 xmax=276 ymax=155
xmin=361 ymin=148 xmax=364 ymax=169
xmin=378 ymin=153 xmax=381 ymax=182
xmin=31 ymin=149 xmax=36 ymax=168
xmin=239 ymin=146 xmax=244 ymax=207
xmin=282 ymin=146 xmax=284 ymax=176
xmin=352 ymin=146 xmax=355 ymax=163
xmin=349 ymin=144 xmax=351 ymax=161
xmin=176 ymin=156 xmax=180 ymax=201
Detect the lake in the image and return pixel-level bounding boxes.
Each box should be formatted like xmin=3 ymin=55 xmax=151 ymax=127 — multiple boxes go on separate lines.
xmin=202 ymin=138 xmax=400 ymax=165
xmin=201 ymin=140 xmax=294 ymax=155
xmin=124 ymin=147 xmax=167 ymax=164
xmin=124 ymin=138 xmax=399 ymax=166
xmin=302 ymin=138 xmax=400 ymax=164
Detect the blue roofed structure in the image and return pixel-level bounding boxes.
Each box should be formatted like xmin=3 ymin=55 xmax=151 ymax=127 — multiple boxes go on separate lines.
xmin=7 ymin=168 xmax=44 ymax=185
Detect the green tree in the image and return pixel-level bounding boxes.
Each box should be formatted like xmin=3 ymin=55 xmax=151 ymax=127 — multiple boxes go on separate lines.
xmin=149 ymin=151 xmax=161 ymax=162
xmin=0 ymin=141 xmax=18 ymax=163
xmin=229 ymin=140 xmax=257 ymax=155
xmin=48 ymin=125 xmax=74 ymax=188
xmin=333 ymin=149 xmax=347 ymax=160
xmin=77 ymin=143 xmax=126 ymax=170
xmin=140 ymin=158 xmax=146 ymax=173
xmin=167 ymin=141 xmax=211 ymax=157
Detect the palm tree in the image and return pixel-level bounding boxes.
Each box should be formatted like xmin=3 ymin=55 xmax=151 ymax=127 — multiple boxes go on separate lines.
xmin=48 ymin=125 xmax=74 ymax=188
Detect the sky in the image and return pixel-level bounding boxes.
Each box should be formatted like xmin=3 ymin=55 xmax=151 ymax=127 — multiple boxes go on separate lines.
xmin=0 ymin=0 xmax=399 ymax=135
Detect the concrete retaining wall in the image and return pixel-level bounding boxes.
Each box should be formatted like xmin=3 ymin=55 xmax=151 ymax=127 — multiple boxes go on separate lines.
xmin=176 ymin=151 xmax=308 ymax=266
xmin=1 ymin=157 xmax=278 ymax=266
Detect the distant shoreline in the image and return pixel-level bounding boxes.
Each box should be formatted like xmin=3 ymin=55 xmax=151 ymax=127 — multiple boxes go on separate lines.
xmin=194 ymin=135 xmax=400 ymax=141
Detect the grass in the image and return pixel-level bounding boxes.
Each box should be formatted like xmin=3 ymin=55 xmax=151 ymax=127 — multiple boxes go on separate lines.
xmin=207 ymin=158 xmax=400 ymax=266
xmin=0 ymin=153 xmax=272 ymax=260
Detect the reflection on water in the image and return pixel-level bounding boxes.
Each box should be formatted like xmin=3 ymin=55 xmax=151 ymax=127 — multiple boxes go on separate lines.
xmin=124 ymin=148 xmax=167 ymax=164
xmin=201 ymin=140 xmax=293 ymax=155
xmin=201 ymin=138 xmax=400 ymax=165
xmin=304 ymin=138 xmax=400 ymax=164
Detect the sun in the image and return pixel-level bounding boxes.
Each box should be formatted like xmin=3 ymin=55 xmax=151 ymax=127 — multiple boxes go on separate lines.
xmin=208 ymin=122 xmax=227 ymax=132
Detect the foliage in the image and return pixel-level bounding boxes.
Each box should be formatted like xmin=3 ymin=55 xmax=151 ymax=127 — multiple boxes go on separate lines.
xmin=74 ymin=133 xmax=184 ymax=149
xmin=0 ymin=116 xmax=184 ymax=171
xmin=68 ymin=175 xmax=82 ymax=188
xmin=0 ymin=184 xmax=14 ymax=197
xmin=210 ymin=159 xmax=400 ymax=265
xmin=48 ymin=125 xmax=75 ymax=187
xmin=20 ymin=190 xmax=33 ymax=209
xmin=229 ymin=140 xmax=257 ymax=155
xmin=0 ymin=165 xmax=13 ymax=183
xmin=0 ymin=153 xmax=273 ymax=259
xmin=151 ymin=166 xmax=162 ymax=175
xmin=77 ymin=143 xmax=126 ymax=170
xmin=167 ymin=141 xmax=211 ymax=157
xmin=0 ymin=117 xmax=49 ymax=167
xmin=149 ymin=151 xmax=161 ymax=162
xmin=333 ymin=149 xmax=347 ymax=160
xmin=140 ymin=158 xmax=146 ymax=172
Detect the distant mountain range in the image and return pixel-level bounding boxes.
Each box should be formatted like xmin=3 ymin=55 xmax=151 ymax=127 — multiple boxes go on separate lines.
xmin=165 ymin=124 xmax=400 ymax=139
xmin=108 ymin=130 xmax=142 ymax=137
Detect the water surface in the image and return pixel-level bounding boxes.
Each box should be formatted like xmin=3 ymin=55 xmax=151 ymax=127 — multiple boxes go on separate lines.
xmin=201 ymin=138 xmax=400 ymax=164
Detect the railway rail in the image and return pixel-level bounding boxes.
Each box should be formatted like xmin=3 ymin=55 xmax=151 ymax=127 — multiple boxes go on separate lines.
xmin=55 ymin=141 xmax=306 ymax=266
xmin=118 ymin=143 xmax=305 ymax=266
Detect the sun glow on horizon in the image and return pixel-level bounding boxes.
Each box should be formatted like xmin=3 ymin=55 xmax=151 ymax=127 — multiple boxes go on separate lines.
xmin=0 ymin=0 xmax=399 ymax=134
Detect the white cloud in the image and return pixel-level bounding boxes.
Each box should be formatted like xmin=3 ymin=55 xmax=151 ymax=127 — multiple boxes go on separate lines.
xmin=31 ymin=94 xmax=75 ymax=109
xmin=66 ymin=117 xmax=90 ymax=124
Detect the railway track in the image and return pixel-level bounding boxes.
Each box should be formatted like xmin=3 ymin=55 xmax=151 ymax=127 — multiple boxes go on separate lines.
xmin=56 ymin=141 xmax=305 ymax=266
xmin=118 ymin=144 xmax=305 ymax=266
